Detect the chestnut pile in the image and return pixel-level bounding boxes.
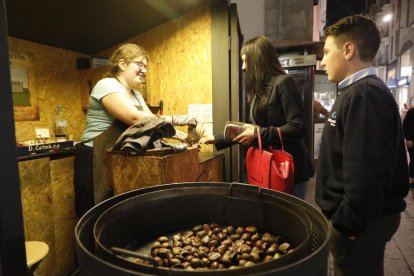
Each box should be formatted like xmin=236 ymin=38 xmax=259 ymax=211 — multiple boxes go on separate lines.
xmin=147 ymin=223 xmax=293 ymax=270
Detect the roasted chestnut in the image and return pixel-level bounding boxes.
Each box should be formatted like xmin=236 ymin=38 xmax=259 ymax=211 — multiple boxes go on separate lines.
xmin=140 ymin=223 xmax=294 ymax=270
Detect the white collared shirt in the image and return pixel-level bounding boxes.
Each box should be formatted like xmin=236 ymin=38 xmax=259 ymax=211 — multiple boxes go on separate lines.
xmin=338 ymin=67 xmax=377 ymax=90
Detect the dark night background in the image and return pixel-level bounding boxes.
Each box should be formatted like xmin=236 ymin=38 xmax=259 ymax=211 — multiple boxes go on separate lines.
xmin=326 ymin=0 xmax=366 ymax=26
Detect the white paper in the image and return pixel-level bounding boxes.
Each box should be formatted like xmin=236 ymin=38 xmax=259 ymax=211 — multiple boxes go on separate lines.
xmin=188 ymin=104 xmax=213 ymax=135
xmin=188 ymin=104 xmax=212 ymax=122
xmin=35 ymin=127 xmax=51 ymax=138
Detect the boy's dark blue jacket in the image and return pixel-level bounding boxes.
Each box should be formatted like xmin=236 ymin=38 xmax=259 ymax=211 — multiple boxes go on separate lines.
xmin=316 ymin=75 xmax=409 ymax=236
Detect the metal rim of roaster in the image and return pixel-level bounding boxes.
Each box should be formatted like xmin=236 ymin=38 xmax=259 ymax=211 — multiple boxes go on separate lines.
xmin=75 ymin=182 xmax=330 ymax=276
xmin=93 ymin=185 xmax=311 ymax=273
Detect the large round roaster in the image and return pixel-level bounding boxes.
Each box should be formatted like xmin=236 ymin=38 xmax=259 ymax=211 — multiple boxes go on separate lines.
xmin=75 ymin=182 xmax=330 ymax=275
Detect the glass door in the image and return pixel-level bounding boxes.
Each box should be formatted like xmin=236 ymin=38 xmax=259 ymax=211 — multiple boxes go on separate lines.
xmin=285 ymin=66 xmax=314 ymax=157
xmin=313 ymin=70 xmax=337 ymax=160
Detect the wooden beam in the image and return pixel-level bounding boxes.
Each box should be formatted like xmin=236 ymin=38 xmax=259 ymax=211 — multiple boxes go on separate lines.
xmin=0 ymin=0 xmax=27 ymax=274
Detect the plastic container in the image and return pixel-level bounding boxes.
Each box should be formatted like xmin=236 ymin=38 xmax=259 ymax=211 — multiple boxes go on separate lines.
xmin=54 ymin=106 xmax=68 ymax=141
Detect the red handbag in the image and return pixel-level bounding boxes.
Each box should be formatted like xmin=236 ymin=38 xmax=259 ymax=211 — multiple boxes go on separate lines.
xmin=246 ymin=127 xmax=294 ymax=194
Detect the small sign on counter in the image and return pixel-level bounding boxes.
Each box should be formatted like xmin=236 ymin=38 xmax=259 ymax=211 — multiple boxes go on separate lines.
xmin=16 ymin=141 xmax=74 ymax=156
xmin=188 ymin=104 xmax=213 ymax=135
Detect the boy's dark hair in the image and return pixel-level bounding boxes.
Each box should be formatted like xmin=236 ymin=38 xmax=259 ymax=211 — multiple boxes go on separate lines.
xmin=324 ymin=15 xmax=381 ymax=62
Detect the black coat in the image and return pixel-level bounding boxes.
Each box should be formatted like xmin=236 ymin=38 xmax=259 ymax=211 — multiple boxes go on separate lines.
xmin=216 ymin=74 xmax=314 ymax=184
xmin=403 ymin=108 xmax=414 ymax=140
xmin=316 ymin=76 xmax=409 ymax=236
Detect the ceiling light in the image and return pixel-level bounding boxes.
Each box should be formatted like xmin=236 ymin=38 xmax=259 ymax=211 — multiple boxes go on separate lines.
xmin=383 ymin=14 xmax=392 ymax=22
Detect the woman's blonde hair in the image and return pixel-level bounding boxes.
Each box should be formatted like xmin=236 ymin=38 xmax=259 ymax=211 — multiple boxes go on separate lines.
xmin=104 ymin=43 xmax=148 ymax=78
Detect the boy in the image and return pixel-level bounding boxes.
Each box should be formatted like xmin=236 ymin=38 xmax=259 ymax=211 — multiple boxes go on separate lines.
xmin=316 ymin=15 xmax=409 ymax=275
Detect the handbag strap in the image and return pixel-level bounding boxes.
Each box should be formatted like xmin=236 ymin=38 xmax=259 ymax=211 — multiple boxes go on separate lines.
xmin=257 ymin=126 xmax=262 ymax=150
xmin=277 ymin=127 xmax=285 ymax=151
xmin=255 ymin=126 xmax=285 ymax=152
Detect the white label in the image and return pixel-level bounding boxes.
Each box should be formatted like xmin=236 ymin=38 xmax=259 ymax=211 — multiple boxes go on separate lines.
xmin=35 ymin=128 xmax=51 ymax=138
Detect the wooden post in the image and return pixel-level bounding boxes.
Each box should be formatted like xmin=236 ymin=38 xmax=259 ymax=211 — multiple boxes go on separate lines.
xmin=0 ymin=0 xmax=27 ymax=274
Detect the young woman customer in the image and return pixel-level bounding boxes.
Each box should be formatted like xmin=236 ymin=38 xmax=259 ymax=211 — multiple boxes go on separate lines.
xmin=201 ymin=36 xmax=314 ymax=199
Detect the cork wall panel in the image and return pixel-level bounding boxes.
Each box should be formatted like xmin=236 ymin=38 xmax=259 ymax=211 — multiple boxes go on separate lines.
xmin=98 ymin=6 xmax=213 ymax=117
xmin=19 ymin=158 xmax=55 ymax=276
xmin=50 ymin=157 xmax=77 ymax=276
xmin=79 ymin=66 xmax=111 ymax=110
xmin=8 ymin=37 xmax=89 ymax=142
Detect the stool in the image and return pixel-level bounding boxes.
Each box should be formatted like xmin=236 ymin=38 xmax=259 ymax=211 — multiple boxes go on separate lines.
xmin=25 ymin=241 xmax=49 ymax=275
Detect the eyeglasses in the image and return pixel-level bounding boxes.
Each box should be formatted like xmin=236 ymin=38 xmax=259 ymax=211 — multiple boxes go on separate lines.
xmin=131 ymin=60 xmax=148 ymax=70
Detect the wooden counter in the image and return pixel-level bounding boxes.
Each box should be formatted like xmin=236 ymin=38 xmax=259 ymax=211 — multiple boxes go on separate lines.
xmin=17 ymin=147 xmax=76 ymax=162
xmin=109 ymin=148 xmax=225 ymax=195
xmin=18 ymin=153 xmax=77 ymax=276
xmin=17 ymin=148 xmax=224 ymax=275
xmin=198 ymin=151 xmax=225 ymax=182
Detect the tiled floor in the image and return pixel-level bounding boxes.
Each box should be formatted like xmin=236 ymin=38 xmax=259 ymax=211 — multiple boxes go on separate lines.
xmin=305 ymin=177 xmax=414 ymax=276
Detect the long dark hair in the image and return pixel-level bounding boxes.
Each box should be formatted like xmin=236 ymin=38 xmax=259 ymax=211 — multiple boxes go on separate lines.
xmin=241 ymin=36 xmax=285 ymax=103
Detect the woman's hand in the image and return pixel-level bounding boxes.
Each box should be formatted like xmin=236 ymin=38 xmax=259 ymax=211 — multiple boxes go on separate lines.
xmin=199 ymin=134 xmax=215 ymax=144
xmin=406 ymin=140 xmax=413 ymax=148
xmin=233 ymin=124 xmax=256 ymax=145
